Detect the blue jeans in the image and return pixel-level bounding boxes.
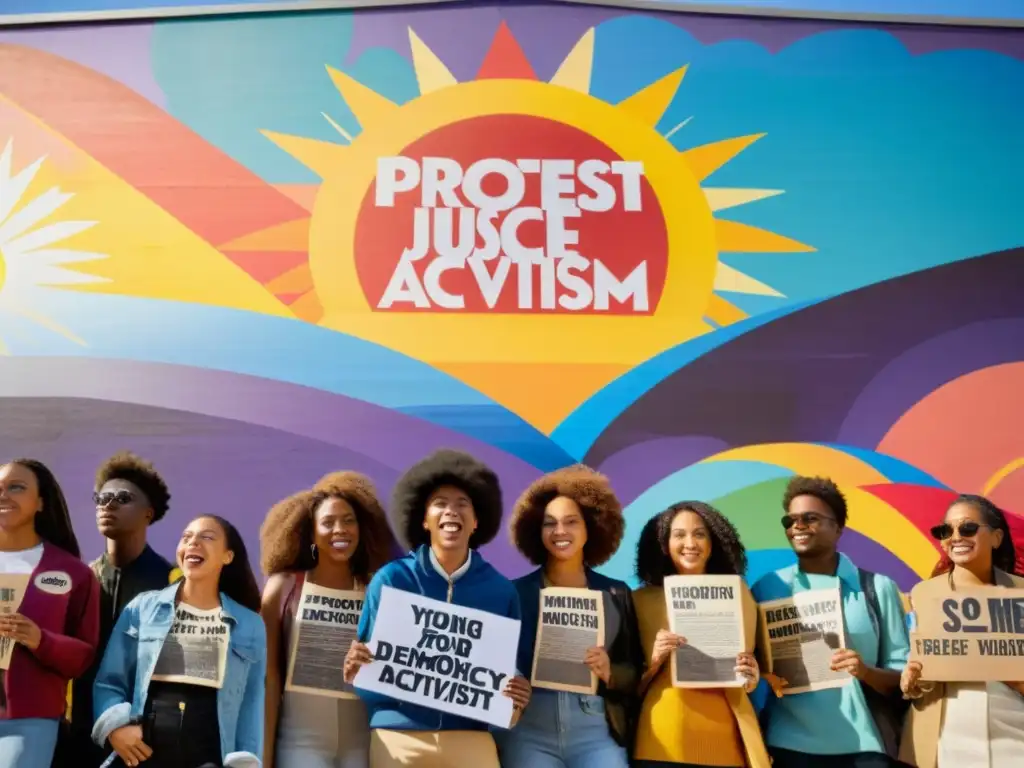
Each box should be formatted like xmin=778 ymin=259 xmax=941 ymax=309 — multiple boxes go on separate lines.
xmin=496 ymin=690 xmax=628 ymax=768
xmin=0 ymin=718 xmax=60 ymax=768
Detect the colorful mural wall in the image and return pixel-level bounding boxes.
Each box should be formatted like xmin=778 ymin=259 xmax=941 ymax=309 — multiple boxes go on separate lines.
xmin=0 ymin=4 xmax=1022 ymax=587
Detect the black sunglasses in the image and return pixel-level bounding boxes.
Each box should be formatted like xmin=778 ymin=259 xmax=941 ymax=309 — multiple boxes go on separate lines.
xmin=930 ymin=521 xmax=989 ymax=541
xmin=94 ymin=490 xmax=135 ymax=508
xmin=781 ymin=512 xmax=837 ymax=530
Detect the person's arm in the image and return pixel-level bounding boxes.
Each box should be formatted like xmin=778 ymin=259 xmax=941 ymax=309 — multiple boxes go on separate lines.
xmin=862 ymin=575 xmax=908 ymax=696
xmin=225 ymin=618 xmax=268 ymax=768
xmin=92 ymin=598 xmax=140 ymax=747
xmin=259 ymin=573 xmax=290 ymax=768
xmin=33 ymin=566 xmax=101 ymax=678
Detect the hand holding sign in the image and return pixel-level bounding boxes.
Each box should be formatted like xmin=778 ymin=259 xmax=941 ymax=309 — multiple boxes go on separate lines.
xmin=830 ymin=648 xmax=866 ymax=679
xmin=503 ymin=675 xmax=532 ymax=710
xmin=344 ymin=640 xmax=373 ymax=684
xmin=735 ymin=651 xmax=760 ymax=693
xmin=651 ymin=629 xmax=686 ymax=669
xmin=0 ymin=613 xmax=41 ymax=650
xmin=583 ymin=646 xmax=611 ymax=684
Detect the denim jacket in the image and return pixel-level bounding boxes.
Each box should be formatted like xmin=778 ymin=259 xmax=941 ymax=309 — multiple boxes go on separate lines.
xmin=91 ymin=582 xmax=267 ymax=768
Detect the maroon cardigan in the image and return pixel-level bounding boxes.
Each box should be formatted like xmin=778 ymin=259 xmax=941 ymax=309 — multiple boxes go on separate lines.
xmin=3 ymin=542 xmax=100 ymax=720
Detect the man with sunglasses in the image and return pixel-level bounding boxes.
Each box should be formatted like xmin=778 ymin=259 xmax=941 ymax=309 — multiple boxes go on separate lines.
xmin=64 ymin=452 xmax=179 ymax=768
xmin=751 ymin=475 xmax=910 ymax=768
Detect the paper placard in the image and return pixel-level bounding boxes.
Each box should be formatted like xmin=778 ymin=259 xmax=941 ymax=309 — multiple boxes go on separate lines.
xmin=759 ymin=587 xmax=849 ymax=695
xmin=530 ymin=587 xmax=604 ymax=694
xmin=150 ymin=604 xmax=229 ymax=689
xmin=353 ymin=585 xmax=521 ymax=728
xmin=0 ymin=574 xmax=30 ymax=670
xmin=908 ymin=585 xmax=1024 ymax=682
xmin=286 ymin=581 xmax=364 ymax=698
xmin=665 ymin=575 xmax=757 ymax=688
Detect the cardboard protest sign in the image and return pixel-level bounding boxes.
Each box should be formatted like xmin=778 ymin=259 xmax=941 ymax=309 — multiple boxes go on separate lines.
xmin=665 ymin=575 xmax=758 ymax=688
xmin=286 ymin=581 xmax=364 ymax=698
xmin=151 ymin=604 xmax=230 ymax=688
xmin=908 ymin=584 xmax=1024 ymax=682
xmin=759 ymin=587 xmax=848 ymax=695
xmin=530 ymin=587 xmax=603 ymax=694
xmin=353 ymin=586 xmax=521 ymax=728
xmin=0 ymin=574 xmax=30 ymax=670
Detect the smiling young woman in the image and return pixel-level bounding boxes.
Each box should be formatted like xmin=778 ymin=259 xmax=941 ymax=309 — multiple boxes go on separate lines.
xmin=259 ymin=471 xmax=395 ymax=768
xmin=631 ymin=502 xmax=768 ymax=768
xmin=342 ymin=449 xmax=530 ymax=768
xmin=899 ymin=494 xmax=1024 ymax=768
xmin=92 ymin=515 xmax=266 ymax=768
xmin=496 ymin=465 xmax=642 ymax=768
xmin=0 ymin=459 xmax=99 ymax=768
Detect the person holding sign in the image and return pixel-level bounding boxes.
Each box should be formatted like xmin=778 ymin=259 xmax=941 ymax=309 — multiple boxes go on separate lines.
xmin=342 ymin=449 xmax=531 ymax=768
xmin=632 ymin=502 xmax=768 ymax=768
xmin=496 ymin=465 xmax=642 ymax=768
xmin=0 ymin=459 xmax=99 ymax=768
xmin=260 ymin=471 xmax=395 ymax=768
xmin=752 ymin=476 xmax=909 ymax=768
xmin=899 ymin=494 xmax=1024 ymax=768
xmin=92 ymin=515 xmax=266 ymax=768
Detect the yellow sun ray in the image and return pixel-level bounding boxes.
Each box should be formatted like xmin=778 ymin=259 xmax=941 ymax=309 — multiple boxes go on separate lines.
xmin=261 ymin=130 xmax=346 ymax=180
xmin=704 ymin=187 xmax=783 ymax=212
xmin=616 ymin=66 xmax=688 ymax=127
xmin=549 ymin=27 xmax=594 ymax=93
xmin=326 ymin=65 xmax=400 ymax=130
xmin=705 ymin=294 xmax=749 ymax=326
xmin=409 ymin=28 xmax=459 ymax=94
xmin=8 ymin=303 xmax=85 ymax=346
xmin=714 ymin=262 xmax=785 ymax=297
xmin=715 ymin=218 xmax=816 ymax=254
xmin=982 ymin=457 xmax=1024 ymax=495
xmin=682 ymin=134 xmax=765 ymax=182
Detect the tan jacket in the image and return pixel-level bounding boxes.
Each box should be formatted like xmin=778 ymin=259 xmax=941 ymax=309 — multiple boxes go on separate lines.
xmin=898 ymin=568 xmax=1024 ymax=768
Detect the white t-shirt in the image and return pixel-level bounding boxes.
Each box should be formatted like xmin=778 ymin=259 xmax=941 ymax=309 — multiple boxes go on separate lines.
xmin=940 ymin=682 xmax=1024 ymax=767
xmin=151 ymin=603 xmax=230 ymax=689
xmin=0 ymin=544 xmax=43 ymax=575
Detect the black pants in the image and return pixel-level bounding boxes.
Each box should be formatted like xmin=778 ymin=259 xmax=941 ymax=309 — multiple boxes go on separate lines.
xmin=768 ymin=747 xmax=895 ymax=768
xmin=111 ymin=682 xmax=222 ymax=768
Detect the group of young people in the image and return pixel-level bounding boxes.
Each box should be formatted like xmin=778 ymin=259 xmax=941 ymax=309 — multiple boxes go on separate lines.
xmin=0 ymin=448 xmax=1020 ymax=768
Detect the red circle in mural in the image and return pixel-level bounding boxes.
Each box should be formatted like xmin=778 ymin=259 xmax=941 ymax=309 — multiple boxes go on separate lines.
xmin=354 ymin=114 xmax=668 ymax=314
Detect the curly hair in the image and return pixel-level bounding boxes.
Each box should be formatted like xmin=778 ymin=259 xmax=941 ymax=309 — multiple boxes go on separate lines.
xmin=782 ymin=475 xmax=847 ymax=528
xmin=7 ymin=459 xmax=81 ymax=558
xmin=509 ymin=465 xmax=624 ymax=567
xmin=259 ymin=471 xmax=394 ymax=583
xmin=636 ymin=501 xmax=747 ymax=586
xmin=95 ymin=451 xmax=171 ymax=523
xmin=390 ymin=449 xmax=503 ymax=551
xmin=931 ymin=493 xmax=1022 ymax=577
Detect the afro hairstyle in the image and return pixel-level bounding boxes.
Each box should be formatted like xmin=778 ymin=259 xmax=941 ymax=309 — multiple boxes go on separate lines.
xmin=259 ymin=471 xmax=394 ymax=581
xmin=95 ymin=451 xmax=170 ymax=523
xmin=389 ymin=449 xmax=502 ymax=551
xmin=782 ymin=475 xmax=848 ymax=527
xmin=509 ymin=465 xmax=624 ymax=567
xmin=636 ymin=501 xmax=748 ymax=586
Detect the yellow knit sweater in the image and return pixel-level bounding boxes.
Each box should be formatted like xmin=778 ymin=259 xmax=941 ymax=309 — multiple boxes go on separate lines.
xmin=632 ymin=585 xmax=769 ymax=768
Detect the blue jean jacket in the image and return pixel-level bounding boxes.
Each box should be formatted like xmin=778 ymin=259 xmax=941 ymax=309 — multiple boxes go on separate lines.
xmin=91 ymin=582 xmax=267 ymax=768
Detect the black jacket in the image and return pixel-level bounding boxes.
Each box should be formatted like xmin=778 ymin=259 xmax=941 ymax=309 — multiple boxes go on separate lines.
xmin=513 ymin=567 xmax=644 ymax=747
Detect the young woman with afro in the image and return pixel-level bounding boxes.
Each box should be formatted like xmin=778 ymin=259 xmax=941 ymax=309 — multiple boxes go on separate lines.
xmin=632 ymin=502 xmax=768 ymax=768
xmin=343 ymin=449 xmax=531 ymax=768
xmin=495 ymin=465 xmax=642 ymax=768
xmin=259 ymin=471 xmax=395 ymax=768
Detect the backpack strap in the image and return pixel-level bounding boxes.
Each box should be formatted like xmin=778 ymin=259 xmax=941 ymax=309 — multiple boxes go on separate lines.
xmin=858 ymin=566 xmax=882 ymax=651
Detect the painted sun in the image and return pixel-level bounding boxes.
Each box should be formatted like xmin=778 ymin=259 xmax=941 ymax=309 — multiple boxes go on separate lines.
xmin=261 ymin=24 xmax=814 ymax=430
xmin=0 ymin=138 xmax=107 ymax=353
